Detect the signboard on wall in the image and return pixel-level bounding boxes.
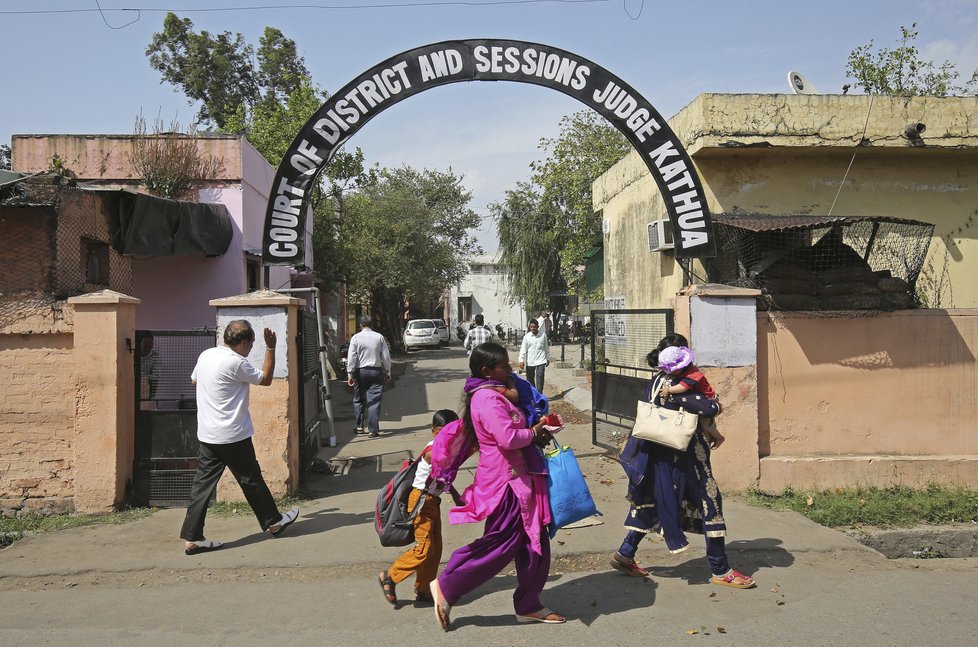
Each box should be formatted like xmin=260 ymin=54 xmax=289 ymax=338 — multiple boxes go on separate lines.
xmin=263 ymin=39 xmax=716 ymax=267
xmin=604 ymin=295 xmax=626 ymax=345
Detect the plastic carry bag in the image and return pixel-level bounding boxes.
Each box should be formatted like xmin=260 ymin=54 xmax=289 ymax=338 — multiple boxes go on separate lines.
xmin=545 ymin=440 xmax=600 ymax=538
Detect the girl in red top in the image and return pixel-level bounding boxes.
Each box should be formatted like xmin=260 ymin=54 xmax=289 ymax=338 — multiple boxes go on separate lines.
xmin=657 ymin=346 xmax=724 ymax=448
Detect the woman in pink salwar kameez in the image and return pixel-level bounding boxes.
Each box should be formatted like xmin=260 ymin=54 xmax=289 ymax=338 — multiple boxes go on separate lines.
xmin=429 ymin=342 xmax=566 ymax=631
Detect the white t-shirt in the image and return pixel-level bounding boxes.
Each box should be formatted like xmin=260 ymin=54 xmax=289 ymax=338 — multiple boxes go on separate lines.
xmin=191 ymin=346 xmax=264 ymax=444
xmin=412 ymin=441 xmax=435 ymax=490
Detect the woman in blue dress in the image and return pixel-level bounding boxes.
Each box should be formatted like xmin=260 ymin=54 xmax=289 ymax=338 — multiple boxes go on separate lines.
xmin=611 ymin=333 xmax=755 ymax=589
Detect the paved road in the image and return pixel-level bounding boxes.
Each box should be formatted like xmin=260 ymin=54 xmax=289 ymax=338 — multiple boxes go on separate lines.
xmin=1 ymin=346 xmax=975 ymax=646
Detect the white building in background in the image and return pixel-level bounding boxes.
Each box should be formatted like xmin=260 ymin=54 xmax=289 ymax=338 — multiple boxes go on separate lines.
xmin=448 ymin=255 xmax=527 ymax=336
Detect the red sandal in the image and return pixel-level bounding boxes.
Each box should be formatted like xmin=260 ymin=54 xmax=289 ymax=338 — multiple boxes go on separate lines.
xmin=711 ymin=569 xmax=755 ymax=589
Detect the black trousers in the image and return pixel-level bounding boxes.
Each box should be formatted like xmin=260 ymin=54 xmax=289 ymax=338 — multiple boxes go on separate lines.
xmin=179 ymin=437 xmax=281 ymax=541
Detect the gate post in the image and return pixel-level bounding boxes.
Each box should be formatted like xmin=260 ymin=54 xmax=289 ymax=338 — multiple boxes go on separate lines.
xmin=678 ymin=284 xmax=762 ymax=491
xmin=210 ymin=290 xmax=303 ymax=499
xmin=68 ymin=290 xmax=140 ymax=513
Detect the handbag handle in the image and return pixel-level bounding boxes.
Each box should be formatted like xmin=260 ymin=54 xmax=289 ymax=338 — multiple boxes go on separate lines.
xmin=648 ymin=374 xmax=668 ymax=405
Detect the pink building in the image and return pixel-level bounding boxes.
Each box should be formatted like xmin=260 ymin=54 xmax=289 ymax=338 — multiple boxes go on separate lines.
xmin=10 ymin=134 xmax=319 ymax=330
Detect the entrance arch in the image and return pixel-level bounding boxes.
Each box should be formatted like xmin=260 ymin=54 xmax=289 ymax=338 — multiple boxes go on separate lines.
xmin=263 ymin=39 xmax=715 ymax=267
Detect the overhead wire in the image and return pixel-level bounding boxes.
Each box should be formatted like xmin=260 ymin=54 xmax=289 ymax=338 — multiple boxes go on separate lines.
xmin=1 ymin=0 xmax=616 ymax=17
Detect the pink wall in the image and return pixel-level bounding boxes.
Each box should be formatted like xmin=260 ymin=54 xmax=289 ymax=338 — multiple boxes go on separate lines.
xmin=134 ymin=187 xmax=246 ymax=329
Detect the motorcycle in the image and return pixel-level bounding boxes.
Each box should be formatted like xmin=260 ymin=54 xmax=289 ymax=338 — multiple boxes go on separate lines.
xmin=338 ymin=342 xmax=350 ymax=380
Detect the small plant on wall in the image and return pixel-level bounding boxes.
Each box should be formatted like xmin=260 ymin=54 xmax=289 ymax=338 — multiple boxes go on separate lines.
xmin=130 ymin=115 xmax=225 ymax=199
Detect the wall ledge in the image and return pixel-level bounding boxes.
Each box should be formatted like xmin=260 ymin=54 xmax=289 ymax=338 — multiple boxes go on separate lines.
xmin=67 ymin=289 xmax=140 ymax=305
xmin=210 ymin=290 xmax=302 ymax=307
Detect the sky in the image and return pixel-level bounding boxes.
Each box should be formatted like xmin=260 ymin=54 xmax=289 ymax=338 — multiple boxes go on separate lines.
xmin=3 ymin=0 xmax=978 ymax=252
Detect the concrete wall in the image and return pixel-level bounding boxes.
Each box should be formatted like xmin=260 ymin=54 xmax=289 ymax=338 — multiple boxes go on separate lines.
xmin=756 ymin=309 xmax=978 ymax=491
xmin=1 ymin=291 xmax=139 ymax=515
xmin=594 ymin=94 xmax=978 ymax=310
xmin=0 ymin=332 xmax=75 ymax=513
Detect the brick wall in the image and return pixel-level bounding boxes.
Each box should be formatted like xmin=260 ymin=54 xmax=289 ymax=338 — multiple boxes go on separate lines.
xmin=0 ymin=333 xmax=75 ymax=514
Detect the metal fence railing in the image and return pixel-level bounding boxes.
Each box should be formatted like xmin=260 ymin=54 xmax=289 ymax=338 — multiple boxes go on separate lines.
xmin=590 ymin=309 xmax=673 ymax=449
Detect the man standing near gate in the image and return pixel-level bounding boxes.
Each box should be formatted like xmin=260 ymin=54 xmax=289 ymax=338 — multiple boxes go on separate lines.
xmin=347 ymin=315 xmax=392 ymax=438
xmin=180 ymin=319 xmax=299 ymax=555
xmin=518 ymin=319 xmax=550 ymax=393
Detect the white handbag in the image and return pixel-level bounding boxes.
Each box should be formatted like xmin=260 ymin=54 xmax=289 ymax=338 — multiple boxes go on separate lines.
xmin=631 ymin=376 xmax=698 ymax=450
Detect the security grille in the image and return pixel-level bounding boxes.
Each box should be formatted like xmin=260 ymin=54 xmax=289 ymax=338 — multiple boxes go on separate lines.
xmin=591 ymin=309 xmax=673 ymax=449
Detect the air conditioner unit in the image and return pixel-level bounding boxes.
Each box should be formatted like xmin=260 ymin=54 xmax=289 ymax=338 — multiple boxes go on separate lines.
xmin=602 ymin=218 xmax=611 ymax=236
xmin=647 ymin=219 xmax=675 ymax=252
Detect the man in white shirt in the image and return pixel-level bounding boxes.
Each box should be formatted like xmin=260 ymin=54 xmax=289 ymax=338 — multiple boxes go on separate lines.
xmin=179 ymin=320 xmax=299 ymax=555
xmin=347 ymin=315 xmax=392 ymax=438
xmin=518 ymin=319 xmax=550 ymax=392
xmin=536 ymin=310 xmax=553 ymax=341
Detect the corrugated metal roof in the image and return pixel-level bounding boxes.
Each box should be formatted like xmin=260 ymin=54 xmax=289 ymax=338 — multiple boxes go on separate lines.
xmin=712 ymin=213 xmax=932 ymax=231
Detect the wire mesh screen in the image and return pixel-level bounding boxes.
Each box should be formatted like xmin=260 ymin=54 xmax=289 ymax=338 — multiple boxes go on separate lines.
xmin=136 ymin=330 xmax=216 ymax=406
xmin=133 ymin=329 xmax=216 ymax=507
xmin=709 ymin=215 xmax=934 ymax=313
xmin=591 ymin=309 xmax=673 ymax=449
xmin=0 ymin=182 xmax=132 ymax=330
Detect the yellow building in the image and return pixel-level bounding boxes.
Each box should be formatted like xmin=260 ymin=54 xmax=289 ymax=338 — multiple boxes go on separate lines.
xmin=594 ymin=93 xmax=978 ymax=309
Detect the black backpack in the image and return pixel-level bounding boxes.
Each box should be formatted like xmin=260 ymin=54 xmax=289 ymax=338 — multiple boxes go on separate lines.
xmin=374 ymin=448 xmax=430 ymax=547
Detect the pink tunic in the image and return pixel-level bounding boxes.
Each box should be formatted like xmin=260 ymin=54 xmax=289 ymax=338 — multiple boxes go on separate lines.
xmin=448 ymin=388 xmax=551 ymax=554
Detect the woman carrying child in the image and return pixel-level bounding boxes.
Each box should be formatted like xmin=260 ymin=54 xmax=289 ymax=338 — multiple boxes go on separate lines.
xmin=611 ymin=334 xmax=755 ymax=589
xmin=429 ymin=342 xmax=565 ymax=631
xmin=378 ymin=410 xmax=463 ymax=606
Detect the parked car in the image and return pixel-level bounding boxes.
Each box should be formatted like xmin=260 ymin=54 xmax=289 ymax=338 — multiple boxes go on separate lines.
xmin=403 ymin=319 xmax=441 ymax=350
xmin=431 ymin=318 xmax=450 ymax=344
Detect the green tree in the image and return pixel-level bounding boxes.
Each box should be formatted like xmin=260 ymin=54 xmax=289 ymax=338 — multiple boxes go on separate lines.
xmin=328 ymin=166 xmax=481 ymax=346
xmin=146 ymin=14 xmax=311 ymax=129
xmin=0 ymin=144 xmax=10 ymax=170
xmin=522 ymin=109 xmax=629 ymax=302
xmin=492 ymin=182 xmax=564 ymax=312
xmin=846 ymin=23 xmax=977 ymax=96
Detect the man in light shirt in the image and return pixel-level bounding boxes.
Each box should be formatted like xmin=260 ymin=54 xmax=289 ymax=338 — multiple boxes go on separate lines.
xmin=180 ymin=320 xmax=299 ymax=555
xmin=463 ymin=313 xmax=493 ymax=355
xmin=347 ymin=315 xmax=392 ymax=438
xmin=519 ymin=319 xmax=550 ymax=392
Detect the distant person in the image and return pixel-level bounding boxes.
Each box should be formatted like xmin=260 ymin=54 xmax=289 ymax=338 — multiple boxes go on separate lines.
xmin=347 ymin=315 xmax=392 ymax=438
xmin=429 ymin=343 xmax=564 ymax=630
xmin=180 ymin=320 xmax=299 ymax=555
xmin=139 ymin=333 xmax=161 ymax=400
xmin=463 ymin=313 xmax=493 ymax=355
xmin=536 ymin=310 xmax=553 ymax=340
xmin=518 ymin=319 xmax=550 ymax=393
xmin=378 ymin=409 xmax=464 ymax=606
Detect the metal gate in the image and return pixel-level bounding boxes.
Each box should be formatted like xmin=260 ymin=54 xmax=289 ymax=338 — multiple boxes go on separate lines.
xmin=591 ymin=309 xmax=673 ymax=449
xmin=132 ymin=329 xmax=216 ymax=507
xmin=297 ymin=309 xmax=327 ymax=471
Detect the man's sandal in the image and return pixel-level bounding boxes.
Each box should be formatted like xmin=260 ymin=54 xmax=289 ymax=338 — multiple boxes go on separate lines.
xmin=378 ymin=571 xmax=397 ymax=605
xmin=610 ymin=552 xmax=650 ymax=578
xmin=711 ymin=569 xmax=756 ymax=589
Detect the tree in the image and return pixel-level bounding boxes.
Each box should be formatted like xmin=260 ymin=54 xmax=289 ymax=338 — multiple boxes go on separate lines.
xmin=492 ymin=183 xmax=565 ymax=312
xmin=146 ymin=15 xmax=311 ymax=129
xmin=522 ymin=109 xmax=629 ymax=302
xmin=0 ymin=144 xmax=10 ymax=171
xmin=327 ymin=166 xmax=481 ymax=346
xmin=846 ymin=23 xmax=978 ymax=96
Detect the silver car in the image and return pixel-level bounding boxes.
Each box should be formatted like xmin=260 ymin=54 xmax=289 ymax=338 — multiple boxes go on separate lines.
xmin=431 ymin=318 xmax=450 ymax=344
xmin=403 ymin=319 xmax=441 ymax=350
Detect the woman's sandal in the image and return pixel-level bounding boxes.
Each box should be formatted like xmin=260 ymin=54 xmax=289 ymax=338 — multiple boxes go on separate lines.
xmin=378 ymin=571 xmax=397 ymax=605
xmin=711 ymin=569 xmax=756 ymax=589
xmin=515 ymin=607 xmax=566 ymax=624
xmin=430 ymin=580 xmax=451 ymax=632
xmin=610 ymin=552 xmax=650 ymax=578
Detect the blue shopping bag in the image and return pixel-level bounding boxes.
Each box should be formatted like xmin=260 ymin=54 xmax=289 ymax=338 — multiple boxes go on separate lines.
xmin=545 ymin=441 xmax=600 ymax=538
